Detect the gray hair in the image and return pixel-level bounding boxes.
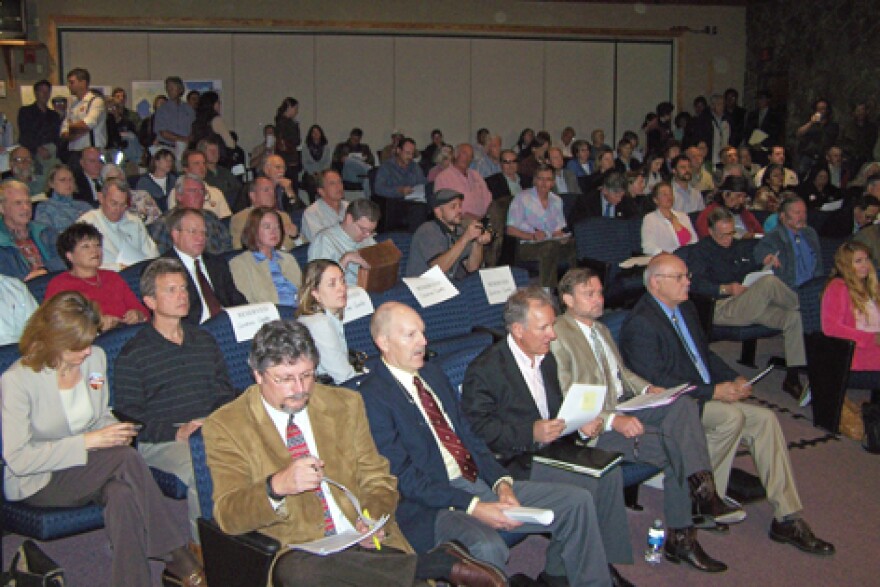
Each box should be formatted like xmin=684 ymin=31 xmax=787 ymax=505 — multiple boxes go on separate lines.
xmin=503 ymin=286 xmax=555 ymax=332
xmin=0 ymin=179 xmax=29 ymax=205
xmin=140 ymin=257 xmax=188 ymax=299
xmin=347 ymin=198 xmax=381 ymax=223
xmin=174 ymin=173 xmax=207 ymax=194
xmin=248 ymin=320 xmax=319 ymax=373
xmin=707 ymin=206 xmax=734 ymax=229
xmin=100 ymin=163 xmax=125 ymax=182
xmin=102 ymin=177 xmax=131 ymax=199
xmin=603 ymin=172 xmax=627 ymax=192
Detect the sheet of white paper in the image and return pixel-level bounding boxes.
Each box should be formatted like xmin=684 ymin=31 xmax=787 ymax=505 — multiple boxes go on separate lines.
xmin=558 ymin=384 xmax=606 ymax=436
xmin=748 ymin=129 xmax=769 ymax=147
xmin=403 ymin=265 xmax=459 ymax=308
xmin=616 ymin=384 xmax=693 ymax=412
xmin=224 ymin=303 xmax=281 ymax=342
xmin=619 ymin=255 xmax=653 ymax=269
xmin=819 ymin=200 xmax=844 ymax=212
xmin=289 ymin=515 xmax=390 ymax=556
xmin=742 ymin=270 xmax=773 ymax=288
xmin=479 ymin=266 xmax=517 ymax=305
xmin=405 ymin=183 xmax=426 ymax=202
xmin=343 ymin=285 xmax=375 ymax=324
xmin=115 ymin=248 xmax=145 ymax=270
xmin=504 ymin=507 xmax=555 ymax=526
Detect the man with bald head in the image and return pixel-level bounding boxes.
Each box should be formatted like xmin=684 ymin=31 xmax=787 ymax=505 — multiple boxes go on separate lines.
xmin=359 ymin=301 xmax=610 ymax=587
xmin=263 ymin=154 xmax=303 ymax=214
xmin=230 ymin=176 xmax=299 ymax=250
xmin=472 ymin=135 xmax=502 ymax=180
xmin=149 ymin=174 xmax=232 ymax=255
xmin=619 ymin=254 xmax=835 ymax=560
xmin=435 ymin=144 xmax=493 ymax=222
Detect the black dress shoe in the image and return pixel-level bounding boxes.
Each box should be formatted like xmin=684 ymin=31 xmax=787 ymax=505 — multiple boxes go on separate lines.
xmin=609 ymin=564 xmax=635 ymax=587
xmin=664 ymin=527 xmax=728 ymax=573
xmin=769 ymin=519 xmax=835 ymax=556
xmin=434 ymin=541 xmax=507 ymax=587
xmin=782 ymin=379 xmax=806 ymax=401
xmin=693 ymin=493 xmax=746 ymax=525
xmin=687 ymin=470 xmax=715 ymax=504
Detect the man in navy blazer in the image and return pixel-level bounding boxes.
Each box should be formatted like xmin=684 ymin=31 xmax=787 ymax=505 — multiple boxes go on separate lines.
xmin=359 ymin=302 xmax=612 ymax=587
xmin=619 ymin=254 xmax=835 ymax=559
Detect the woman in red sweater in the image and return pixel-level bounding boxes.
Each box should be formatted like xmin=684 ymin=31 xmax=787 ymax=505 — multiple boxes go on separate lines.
xmin=45 ymin=223 xmax=148 ymax=331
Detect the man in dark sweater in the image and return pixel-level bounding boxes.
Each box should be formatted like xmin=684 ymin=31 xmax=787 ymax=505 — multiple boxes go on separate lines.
xmin=683 ymin=207 xmax=807 ymax=399
xmin=114 ymin=257 xmax=234 ymax=543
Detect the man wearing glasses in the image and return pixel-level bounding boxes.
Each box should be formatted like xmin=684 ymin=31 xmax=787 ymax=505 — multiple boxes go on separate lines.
xmin=620 ymin=253 xmax=835 ymax=560
xmin=688 ymin=207 xmax=808 ymax=400
xmin=1 ymin=146 xmax=45 ymax=196
xmin=308 ymin=198 xmax=380 ymax=285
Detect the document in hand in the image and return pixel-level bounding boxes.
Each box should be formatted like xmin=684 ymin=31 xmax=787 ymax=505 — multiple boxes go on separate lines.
xmin=558 ymin=384 xmax=605 ymax=436
xmin=533 ymin=440 xmax=623 ymax=478
xmin=289 ymin=517 xmax=389 ymax=556
xmin=742 ymin=270 xmax=773 ymax=288
xmin=503 ymin=507 xmax=555 ymax=526
xmin=615 ymin=384 xmax=694 ymax=412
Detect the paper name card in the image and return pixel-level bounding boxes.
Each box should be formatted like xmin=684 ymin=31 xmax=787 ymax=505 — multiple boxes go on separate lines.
xmin=403 ymin=265 xmax=459 ymax=308
xmin=479 ymin=266 xmax=517 ymax=305
xmin=225 ymin=303 xmax=281 ymax=342
xmin=343 ymin=286 xmax=374 ymax=324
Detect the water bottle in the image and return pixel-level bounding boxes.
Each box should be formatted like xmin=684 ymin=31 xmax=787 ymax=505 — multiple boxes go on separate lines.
xmin=644 ymin=519 xmax=665 ymax=564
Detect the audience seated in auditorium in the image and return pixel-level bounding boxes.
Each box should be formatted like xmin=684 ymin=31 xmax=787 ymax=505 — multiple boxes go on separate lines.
xmin=559 ymin=126 xmax=576 ymax=158
xmin=669 ymin=155 xmax=705 ymax=214
xmin=427 ymin=144 xmax=454 ymax=183
xmin=295 ymin=259 xmax=357 ymax=385
xmin=374 ymin=137 xmax=427 ymax=200
xmin=46 ymin=223 xmax=148 ymax=331
xmin=506 ymin=164 xmax=576 ymax=288
xmin=743 ymin=91 xmax=783 ymax=166
xmin=485 ymin=149 xmax=525 ymax=200
xmin=754 ymin=196 xmax=823 ymax=289
xmin=301 ymin=123 xmax=333 ymax=179
xmin=100 ymin=163 xmax=162 ymax=226
xmin=645 ymin=102 xmax=674 ymax=157
xmin=641 ymin=181 xmax=697 ymax=255
xmin=301 ymin=169 xmax=348 ymax=243
xmin=199 ymin=137 xmax=242 ymax=210
xmin=135 ymin=147 xmax=177 ymax=212
xmin=548 ymin=146 xmax=581 ymax=197
xmin=571 ymin=171 xmax=637 ymax=224
xmin=332 ymin=127 xmax=376 ymax=186
xmin=435 ymin=144 xmax=493 ymax=223
xmin=620 ymin=254 xmax=835 ymax=560
xmin=473 ymin=134 xmax=502 ymax=180
xmin=230 ymin=207 xmax=302 ymax=306
xmin=565 ymin=140 xmax=593 ymax=178
xmin=160 ymin=207 xmax=246 ymax=324
xmin=115 ymin=256 xmax=234 ymax=543
xmin=755 ymin=146 xmax=799 ymax=188
xmin=260 ymin=154 xmax=304 ymax=214
xmin=230 ymin=176 xmax=298 ymax=250
xmin=579 ymin=145 xmax=616 ymax=195
xmin=137 ymin=94 xmax=166 ymax=153
xmin=613 ymin=138 xmax=639 ymax=174
xmin=686 ymin=145 xmax=715 ymax=193
xmin=821 ymin=241 xmax=880 ymax=383
xmin=72 ymin=146 xmax=103 ymax=208
xmin=824 ymin=146 xmax=850 ymax=190
xmin=151 ymin=174 xmax=232 ymax=255
xmin=695 ymin=176 xmax=763 ymax=239
xmin=34 ymin=164 xmax=92 ymax=235
xmin=378 ymin=129 xmax=404 ymax=164
xmin=2 ymin=146 xmax=45 ymax=196
xmin=0 ymin=180 xmax=65 ymax=280
xmin=166 ymin=149 xmax=232 ymax=219
xmin=308 ymin=198 xmax=380 ymax=285
xmin=406 ymin=189 xmax=491 ymax=279
xmin=79 ymin=179 xmax=159 ymax=270
xmin=819 ymin=194 xmax=880 ymax=238
xmin=0 ymin=274 xmax=37 ymax=345
xmin=517 ymin=132 xmax=550 ymax=181
xmin=515 ymin=127 xmax=536 ymax=161
xmin=797 ymin=164 xmax=841 ymax=211
xmin=421 ymin=128 xmax=445 ymax=176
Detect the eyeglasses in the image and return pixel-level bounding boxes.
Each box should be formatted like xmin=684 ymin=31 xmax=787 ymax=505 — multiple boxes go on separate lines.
xmin=265 ymin=370 xmax=315 ymax=387
xmin=12 ymin=157 xmax=32 ymax=164
xmin=656 ymin=272 xmax=692 ymax=282
xmin=178 ymin=228 xmax=207 ymax=237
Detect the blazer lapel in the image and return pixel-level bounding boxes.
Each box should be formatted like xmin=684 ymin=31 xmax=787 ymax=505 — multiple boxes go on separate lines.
xmin=499 ymin=342 xmax=546 ymax=421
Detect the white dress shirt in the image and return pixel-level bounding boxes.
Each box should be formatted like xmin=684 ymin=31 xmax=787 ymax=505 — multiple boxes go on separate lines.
xmin=174 ymin=247 xmax=213 ymax=324
xmin=506 ymin=334 xmax=549 ymax=420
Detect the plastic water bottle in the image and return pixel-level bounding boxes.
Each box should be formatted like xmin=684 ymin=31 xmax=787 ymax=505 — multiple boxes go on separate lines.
xmin=644 ymin=519 xmax=665 ymax=564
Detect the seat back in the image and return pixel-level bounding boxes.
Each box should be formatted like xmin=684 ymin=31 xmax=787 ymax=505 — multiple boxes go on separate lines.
xmin=189 ymin=429 xmax=215 ymax=520
xmin=119 ymin=258 xmax=153 ymax=299
xmin=95 ymin=323 xmax=146 ymax=404
xmin=797 ymin=276 xmax=827 ymax=334
xmin=25 ymin=270 xmax=58 ymax=304
xmin=436 ymin=339 xmax=492 ymax=394
xmin=805 ymin=332 xmax=854 ymax=433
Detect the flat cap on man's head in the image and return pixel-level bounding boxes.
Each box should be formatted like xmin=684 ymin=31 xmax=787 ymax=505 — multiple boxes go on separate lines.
xmin=431 ymin=189 xmax=464 ymax=209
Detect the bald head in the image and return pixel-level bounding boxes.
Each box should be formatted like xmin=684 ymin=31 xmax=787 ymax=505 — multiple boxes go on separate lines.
xmin=454 ymin=143 xmax=474 ymax=171
xmin=645 ymin=253 xmax=691 ymax=307
xmin=371 ymin=302 xmax=427 ymax=373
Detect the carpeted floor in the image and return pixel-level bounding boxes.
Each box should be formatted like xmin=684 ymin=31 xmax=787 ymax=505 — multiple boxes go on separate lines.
xmin=3 ymin=337 xmax=879 ymax=586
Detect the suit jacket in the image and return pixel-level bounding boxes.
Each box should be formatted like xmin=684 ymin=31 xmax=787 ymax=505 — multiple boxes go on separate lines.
xmin=358 ymin=360 xmax=509 ymax=553
xmin=571 ymin=191 xmax=639 ymax=225
xmin=752 ymin=224 xmax=823 ymax=289
xmin=160 ymin=248 xmax=247 ymax=324
xmin=1 ymin=348 xmax=116 ymax=501
xmin=744 ymin=107 xmax=784 ymax=150
xmin=73 ymin=169 xmax=100 ymax=208
xmin=550 ymin=313 xmax=650 ymax=424
xmin=485 ymin=172 xmax=522 ymax=200
xmin=619 ymin=294 xmax=738 ymax=407
xmin=228 ymin=249 xmax=302 ymax=305
xmin=203 ymin=384 xmax=410 ymax=552
xmin=460 ymin=340 xmax=565 ymax=480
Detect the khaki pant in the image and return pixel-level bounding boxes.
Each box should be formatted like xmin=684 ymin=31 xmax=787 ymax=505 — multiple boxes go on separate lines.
xmin=516 ymin=238 xmax=577 ymax=288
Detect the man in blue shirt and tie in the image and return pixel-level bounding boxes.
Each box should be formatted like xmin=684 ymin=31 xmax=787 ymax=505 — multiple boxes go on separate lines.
xmin=754 ymin=196 xmax=823 ymax=289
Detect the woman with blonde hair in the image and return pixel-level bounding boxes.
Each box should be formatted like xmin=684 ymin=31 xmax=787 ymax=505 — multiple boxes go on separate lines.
xmin=1 ymin=291 xmax=204 ymax=587
xmin=296 ymin=259 xmax=357 ymax=384
xmin=822 ymin=242 xmax=880 ymax=389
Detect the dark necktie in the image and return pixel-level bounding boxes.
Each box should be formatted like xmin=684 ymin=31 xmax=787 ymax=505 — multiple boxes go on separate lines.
xmin=194 ymin=258 xmax=223 ymax=318
xmin=413 ymin=376 xmax=478 ymax=482
xmin=286 ymin=416 xmax=336 ymax=536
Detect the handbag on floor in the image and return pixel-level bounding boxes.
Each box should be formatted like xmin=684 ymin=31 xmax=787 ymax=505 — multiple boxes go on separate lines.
xmin=839 ymin=397 xmax=864 ymax=441
xmin=862 ymin=401 xmax=880 ymax=454
xmin=7 ymin=539 xmax=65 ymax=587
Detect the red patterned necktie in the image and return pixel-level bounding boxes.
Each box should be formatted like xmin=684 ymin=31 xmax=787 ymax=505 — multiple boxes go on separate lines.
xmin=413 ymin=375 xmax=479 ymax=482
xmin=194 ymin=258 xmax=223 ymax=318
xmin=286 ymin=415 xmax=336 ymax=536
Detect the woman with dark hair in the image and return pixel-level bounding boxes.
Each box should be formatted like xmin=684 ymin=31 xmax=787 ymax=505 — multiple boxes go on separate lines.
xmin=515 ymin=128 xmax=535 ymax=161
xmin=565 ymin=140 xmax=593 ymax=178
xmin=229 ymin=207 xmax=302 ymax=305
xmin=189 ymin=91 xmax=236 ymax=165
xmin=797 ymin=163 xmax=841 ymax=209
xmin=1 ymin=291 xmax=204 ymax=587
xmin=34 ymin=164 xmax=92 ymax=235
xmin=296 ymin=259 xmax=357 ymax=384
xmin=641 ymin=181 xmax=698 ymax=255
xmin=301 ymin=124 xmax=331 ymax=175
xmin=45 ymin=223 xmax=148 ymax=331
xmin=274 ymin=97 xmax=302 ymax=182
xmin=760 ymin=163 xmax=786 ymax=199
xmin=135 ymin=148 xmax=177 ymax=212
xmin=822 ymin=241 xmax=880 ymax=394
xmin=644 ymin=152 xmax=666 ymax=193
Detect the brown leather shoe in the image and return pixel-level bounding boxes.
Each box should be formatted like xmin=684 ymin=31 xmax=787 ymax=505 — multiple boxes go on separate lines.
xmin=162 ymin=568 xmax=207 ymax=587
xmin=769 ymin=518 xmax=835 ymax=556
xmin=437 ymin=541 xmax=507 ymax=587
xmin=664 ymin=527 xmax=727 ymax=573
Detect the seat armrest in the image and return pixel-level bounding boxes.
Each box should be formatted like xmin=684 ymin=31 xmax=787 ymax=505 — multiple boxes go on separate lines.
xmin=472 ymin=325 xmax=505 ymax=342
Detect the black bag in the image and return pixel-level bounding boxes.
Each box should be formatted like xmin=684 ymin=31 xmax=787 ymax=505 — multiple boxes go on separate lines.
xmin=862 ymin=402 xmax=880 ymax=454
xmin=7 ymin=539 xmax=65 ymax=586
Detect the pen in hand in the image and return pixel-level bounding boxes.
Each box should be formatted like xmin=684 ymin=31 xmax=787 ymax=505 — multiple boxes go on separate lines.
xmin=362 ymin=508 xmax=381 ymax=550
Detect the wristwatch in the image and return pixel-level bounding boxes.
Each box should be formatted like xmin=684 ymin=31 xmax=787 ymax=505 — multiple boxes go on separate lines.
xmin=719 ymin=285 xmax=727 ymax=296
xmin=266 ymin=474 xmax=285 ymax=501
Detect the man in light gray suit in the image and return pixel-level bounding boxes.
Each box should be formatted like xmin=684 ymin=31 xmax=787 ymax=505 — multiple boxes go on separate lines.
xmin=551 ymin=268 xmax=740 ymax=573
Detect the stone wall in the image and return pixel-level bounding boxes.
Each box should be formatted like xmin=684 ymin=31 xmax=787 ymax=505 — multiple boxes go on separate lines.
xmin=745 ymin=0 xmax=880 ymax=152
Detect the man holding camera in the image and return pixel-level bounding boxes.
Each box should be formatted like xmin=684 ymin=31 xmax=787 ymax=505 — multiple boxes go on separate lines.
xmin=406 ymin=189 xmax=492 ymax=279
